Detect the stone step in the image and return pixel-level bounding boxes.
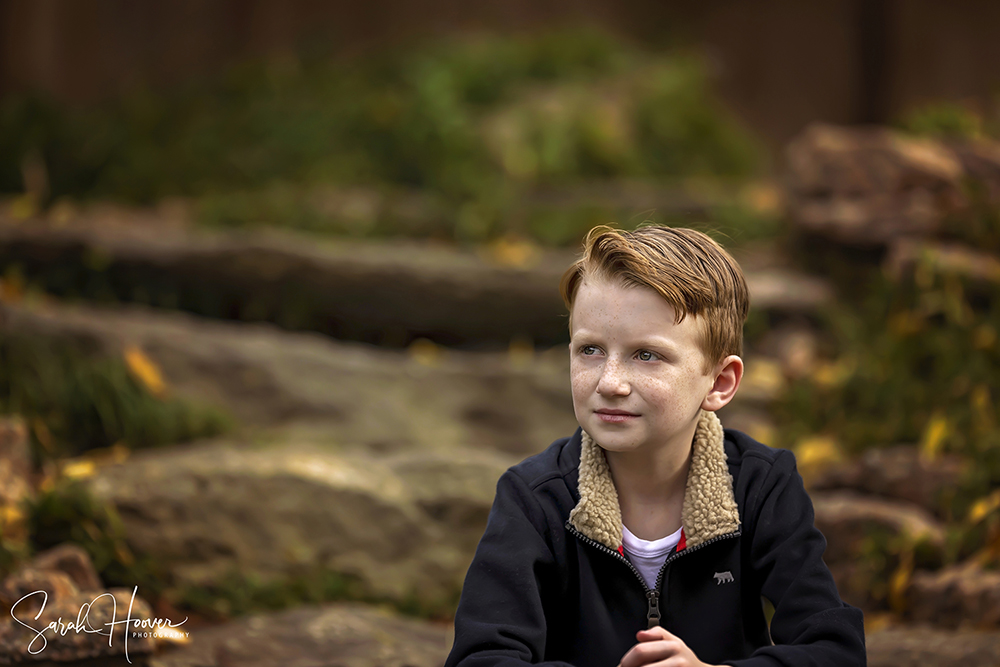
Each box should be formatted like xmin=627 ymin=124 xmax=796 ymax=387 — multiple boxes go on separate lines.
xmin=0 ymin=298 xmax=579 ymax=455
xmin=0 ymin=204 xmax=832 ymax=350
xmin=867 ymin=624 xmax=1000 ymax=667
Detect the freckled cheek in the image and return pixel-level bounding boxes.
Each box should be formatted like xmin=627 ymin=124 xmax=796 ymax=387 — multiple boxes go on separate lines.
xmin=634 ymin=378 xmax=682 ymax=416
xmin=569 ymin=365 xmax=599 ymax=400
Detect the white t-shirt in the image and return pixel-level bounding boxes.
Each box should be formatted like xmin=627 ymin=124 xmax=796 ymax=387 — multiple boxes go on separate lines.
xmin=621 ymin=524 xmax=683 ymax=591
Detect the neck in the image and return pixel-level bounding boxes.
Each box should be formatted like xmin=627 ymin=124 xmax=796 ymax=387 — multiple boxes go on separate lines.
xmin=604 ymin=437 xmax=693 ymax=501
xmin=604 ymin=424 xmax=697 ymax=540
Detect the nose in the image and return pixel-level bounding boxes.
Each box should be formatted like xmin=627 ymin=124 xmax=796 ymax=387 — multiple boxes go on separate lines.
xmin=596 ymin=357 xmax=630 ymax=396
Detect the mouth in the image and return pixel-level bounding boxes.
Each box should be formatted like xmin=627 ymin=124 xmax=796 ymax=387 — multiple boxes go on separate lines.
xmin=594 ymin=408 xmax=639 ymax=423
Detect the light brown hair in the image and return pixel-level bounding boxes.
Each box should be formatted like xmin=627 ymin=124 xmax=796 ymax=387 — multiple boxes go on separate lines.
xmin=559 ymin=224 xmax=750 ymax=372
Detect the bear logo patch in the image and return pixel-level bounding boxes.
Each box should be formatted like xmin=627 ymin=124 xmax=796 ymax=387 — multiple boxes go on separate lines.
xmin=713 ymin=571 xmax=734 ymax=585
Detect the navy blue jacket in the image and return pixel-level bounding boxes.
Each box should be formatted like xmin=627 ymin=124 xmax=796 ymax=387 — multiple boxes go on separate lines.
xmin=445 ymin=415 xmax=866 ymax=667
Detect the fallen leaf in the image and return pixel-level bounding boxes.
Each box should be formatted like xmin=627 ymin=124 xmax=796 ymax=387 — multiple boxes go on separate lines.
xmin=919 ymin=413 xmax=949 ymax=462
xmin=124 ymin=344 xmax=167 ymax=397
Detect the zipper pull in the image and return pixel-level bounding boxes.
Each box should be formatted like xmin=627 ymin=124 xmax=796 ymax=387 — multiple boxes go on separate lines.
xmin=646 ymin=590 xmax=660 ymax=628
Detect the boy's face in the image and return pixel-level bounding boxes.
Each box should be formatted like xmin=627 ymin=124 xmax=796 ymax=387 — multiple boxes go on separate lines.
xmin=569 ymin=276 xmax=718 ymax=458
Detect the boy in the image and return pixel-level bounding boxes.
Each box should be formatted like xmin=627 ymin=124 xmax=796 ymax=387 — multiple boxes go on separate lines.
xmin=445 ymin=225 xmax=866 ymax=666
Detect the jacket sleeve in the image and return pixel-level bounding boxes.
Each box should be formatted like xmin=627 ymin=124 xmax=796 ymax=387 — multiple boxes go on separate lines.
xmin=444 ymin=469 xmax=576 ymax=667
xmin=723 ymin=450 xmax=866 ymax=667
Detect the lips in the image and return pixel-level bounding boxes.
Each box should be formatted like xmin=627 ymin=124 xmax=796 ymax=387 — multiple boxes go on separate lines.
xmin=594 ymin=408 xmax=639 ymax=424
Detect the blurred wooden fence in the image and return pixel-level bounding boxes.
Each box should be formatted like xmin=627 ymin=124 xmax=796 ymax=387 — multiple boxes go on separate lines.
xmin=2 ymin=0 xmax=1000 ymax=147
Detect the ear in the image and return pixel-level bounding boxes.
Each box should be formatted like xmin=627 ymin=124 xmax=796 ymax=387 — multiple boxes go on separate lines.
xmin=701 ymin=355 xmax=744 ymax=412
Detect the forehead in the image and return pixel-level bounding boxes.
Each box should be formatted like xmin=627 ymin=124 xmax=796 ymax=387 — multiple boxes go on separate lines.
xmin=570 ymin=277 xmax=705 ymax=344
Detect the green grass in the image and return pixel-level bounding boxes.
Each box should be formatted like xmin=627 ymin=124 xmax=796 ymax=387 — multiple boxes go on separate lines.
xmin=0 ymin=334 xmax=234 ymax=459
xmin=24 ymin=478 xmax=166 ymax=595
xmin=174 ymin=566 xmax=461 ymax=622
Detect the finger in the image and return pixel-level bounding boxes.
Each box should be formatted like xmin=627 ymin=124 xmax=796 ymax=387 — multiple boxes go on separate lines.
xmin=619 ymin=639 xmax=680 ymax=667
xmin=637 ymin=626 xmax=675 ymax=641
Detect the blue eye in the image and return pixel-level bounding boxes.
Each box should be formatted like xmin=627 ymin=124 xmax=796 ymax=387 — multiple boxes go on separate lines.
xmin=637 ymin=350 xmax=656 ymax=362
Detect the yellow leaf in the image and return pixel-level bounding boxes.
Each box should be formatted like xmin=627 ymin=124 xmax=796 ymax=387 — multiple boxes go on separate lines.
xmin=62 ymin=460 xmax=96 ymax=480
xmin=746 ymin=423 xmax=776 ymax=449
xmin=863 ymin=612 xmax=894 ymax=635
xmin=408 ymin=338 xmax=442 ymax=367
xmin=919 ymin=413 xmax=949 ymax=462
xmin=744 ymin=359 xmax=786 ymax=396
xmin=508 ymin=335 xmax=534 ymax=369
xmin=0 ymin=505 xmax=29 ymax=542
xmin=811 ymin=358 xmax=854 ymax=389
xmin=795 ymin=436 xmax=843 ymax=471
xmin=114 ymin=541 xmax=135 ymax=567
xmin=82 ymin=442 xmax=131 ymax=466
xmin=968 ymin=490 xmax=1000 ymax=524
xmin=888 ymin=548 xmax=914 ymax=614
xmin=973 ymin=324 xmax=997 ymax=351
xmin=124 ymin=344 xmax=167 ymax=397
xmin=740 ymin=182 xmax=783 ymax=216
xmin=0 ymin=505 xmax=24 ymax=527
xmin=972 ymin=384 xmax=995 ymax=430
xmin=9 ymin=194 xmax=37 ymax=220
xmin=483 ymin=235 xmax=541 ymax=269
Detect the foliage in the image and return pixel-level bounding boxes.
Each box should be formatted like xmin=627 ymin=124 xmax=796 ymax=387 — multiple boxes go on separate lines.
xmin=0 ymin=29 xmax=765 ymax=246
xmin=897 ymin=102 xmax=985 ymax=141
xmin=175 ymin=568 xmax=366 ymax=620
xmin=175 ymin=566 xmax=461 ymax=621
xmin=0 ymin=334 xmax=233 ymax=459
xmin=25 ymin=477 xmax=166 ymax=594
xmin=774 ymin=250 xmax=1000 ymax=518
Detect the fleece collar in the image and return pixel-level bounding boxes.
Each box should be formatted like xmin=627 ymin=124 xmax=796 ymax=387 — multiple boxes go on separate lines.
xmin=568 ymin=410 xmax=740 ymax=551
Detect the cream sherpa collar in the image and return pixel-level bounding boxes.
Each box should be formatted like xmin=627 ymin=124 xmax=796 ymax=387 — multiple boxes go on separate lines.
xmin=567 ymin=410 xmax=740 ymax=551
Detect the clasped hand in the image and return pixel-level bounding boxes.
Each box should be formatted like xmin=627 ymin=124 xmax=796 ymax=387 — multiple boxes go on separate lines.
xmin=616 ymin=627 xmax=717 ymax=667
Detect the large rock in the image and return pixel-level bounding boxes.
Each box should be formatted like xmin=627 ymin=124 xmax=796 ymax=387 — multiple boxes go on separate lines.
xmin=0 ymin=544 xmax=104 ymax=601
xmin=906 ymin=564 xmax=1000 ymax=629
xmin=867 ymin=624 xmax=1000 ymax=666
xmin=84 ymin=437 xmax=515 ymax=611
xmin=807 ymin=445 xmax=967 ymax=516
xmin=0 ymin=299 xmax=578 ymax=455
xmin=149 ymin=602 xmax=450 ymax=667
xmin=785 ymin=123 xmax=1000 ymax=245
xmin=0 ymin=544 xmax=160 ymax=664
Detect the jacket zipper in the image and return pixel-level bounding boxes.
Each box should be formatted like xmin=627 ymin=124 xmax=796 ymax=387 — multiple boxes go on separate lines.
xmin=566 ymin=522 xmax=740 ymax=629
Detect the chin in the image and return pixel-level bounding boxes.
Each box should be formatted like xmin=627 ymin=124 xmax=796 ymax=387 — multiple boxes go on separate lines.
xmin=585 ymin=424 xmax=641 ymax=450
